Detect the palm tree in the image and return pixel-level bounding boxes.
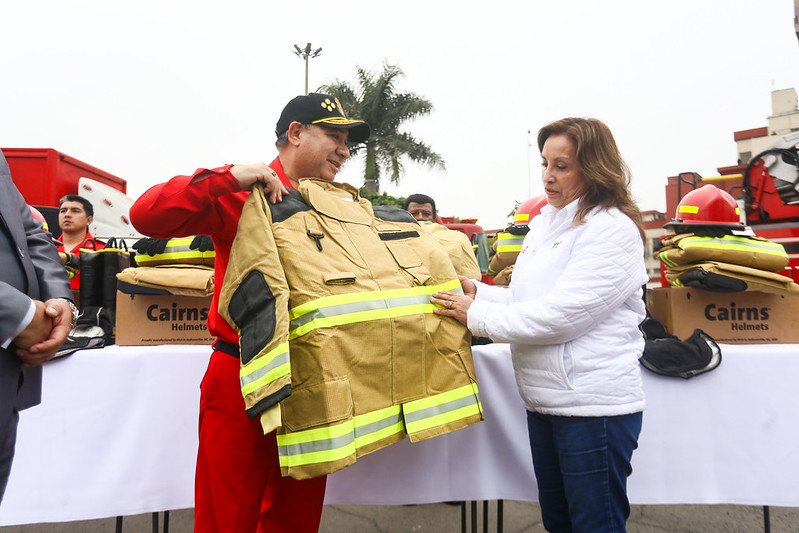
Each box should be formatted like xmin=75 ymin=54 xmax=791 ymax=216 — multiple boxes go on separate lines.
xmin=319 ymin=62 xmax=445 ymax=194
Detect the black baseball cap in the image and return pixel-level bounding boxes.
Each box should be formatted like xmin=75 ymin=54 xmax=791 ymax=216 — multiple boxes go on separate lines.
xmin=275 ymin=93 xmax=370 ymax=144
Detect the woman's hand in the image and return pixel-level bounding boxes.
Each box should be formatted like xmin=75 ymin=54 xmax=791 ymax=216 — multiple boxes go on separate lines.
xmin=431 ymin=288 xmax=473 ymax=327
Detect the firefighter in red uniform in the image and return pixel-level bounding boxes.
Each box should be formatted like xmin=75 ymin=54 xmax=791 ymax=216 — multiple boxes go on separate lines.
xmin=129 ymin=93 xmax=370 ymax=533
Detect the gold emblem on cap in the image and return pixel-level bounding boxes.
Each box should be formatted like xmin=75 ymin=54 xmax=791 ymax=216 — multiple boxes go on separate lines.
xmin=321 ymin=98 xmax=336 ymax=112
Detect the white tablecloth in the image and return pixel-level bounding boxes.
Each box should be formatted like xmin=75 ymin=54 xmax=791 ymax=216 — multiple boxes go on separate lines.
xmin=0 ymin=343 xmax=796 ymax=525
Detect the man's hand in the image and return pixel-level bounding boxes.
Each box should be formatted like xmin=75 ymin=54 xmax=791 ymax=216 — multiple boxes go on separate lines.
xmin=230 ymin=163 xmax=288 ymax=204
xmin=13 ymin=300 xmax=52 ymax=353
xmin=16 ymin=298 xmax=73 ymax=367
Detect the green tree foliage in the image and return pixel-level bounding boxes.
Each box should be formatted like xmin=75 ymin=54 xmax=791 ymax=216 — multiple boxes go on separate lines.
xmin=319 ymin=61 xmax=445 ymax=194
xmin=359 ymin=188 xmax=406 ymax=208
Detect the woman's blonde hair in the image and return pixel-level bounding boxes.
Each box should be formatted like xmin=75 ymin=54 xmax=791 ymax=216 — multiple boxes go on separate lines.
xmin=537 ymin=117 xmax=644 ymax=240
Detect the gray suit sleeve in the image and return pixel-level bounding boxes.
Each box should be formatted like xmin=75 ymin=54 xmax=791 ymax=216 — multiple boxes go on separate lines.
xmin=0 ymin=154 xmax=71 ymax=342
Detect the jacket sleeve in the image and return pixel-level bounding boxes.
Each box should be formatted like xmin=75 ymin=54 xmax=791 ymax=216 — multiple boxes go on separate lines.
xmin=0 ymin=167 xmax=71 ymax=343
xmin=468 ymin=214 xmax=646 ymax=344
xmin=129 ymin=165 xmax=242 ymax=239
xmin=217 ymin=185 xmax=292 ymax=419
xmin=420 ymin=223 xmax=482 ymax=279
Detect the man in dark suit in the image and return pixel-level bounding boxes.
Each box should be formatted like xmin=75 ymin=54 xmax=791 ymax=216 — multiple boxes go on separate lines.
xmin=0 ymin=152 xmax=75 ymax=503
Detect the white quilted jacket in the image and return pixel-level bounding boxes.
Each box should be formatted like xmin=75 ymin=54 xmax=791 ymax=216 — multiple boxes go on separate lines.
xmin=468 ymin=200 xmax=647 ymax=416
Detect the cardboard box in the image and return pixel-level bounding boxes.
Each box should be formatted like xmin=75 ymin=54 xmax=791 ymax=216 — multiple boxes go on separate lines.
xmin=115 ymin=291 xmax=214 ymax=346
xmin=647 ymin=287 xmax=799 ymax=344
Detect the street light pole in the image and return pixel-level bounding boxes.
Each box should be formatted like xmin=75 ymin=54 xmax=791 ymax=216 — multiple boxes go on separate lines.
xmin=293 ymin=42 xmax=322 ymax=95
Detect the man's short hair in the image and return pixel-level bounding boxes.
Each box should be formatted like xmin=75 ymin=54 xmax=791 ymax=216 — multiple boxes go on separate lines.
xmin=403 ymin=194 xmax=436 ymax=216
xmin=59 ymin=195 xmax=94 ymax=217
xmin=275 ymin=130 xmax=289 ymax=149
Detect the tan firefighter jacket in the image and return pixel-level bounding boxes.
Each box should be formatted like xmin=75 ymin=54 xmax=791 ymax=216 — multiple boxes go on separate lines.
xmin=218 ymin=179 xmax=483 ymax=480
xmin=416 ymin=221 xmax=481 ymax=279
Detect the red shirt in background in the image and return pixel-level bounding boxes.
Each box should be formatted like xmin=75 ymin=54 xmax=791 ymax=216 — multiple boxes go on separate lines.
xmin=55 ymin=231 xmax=104 ymax=290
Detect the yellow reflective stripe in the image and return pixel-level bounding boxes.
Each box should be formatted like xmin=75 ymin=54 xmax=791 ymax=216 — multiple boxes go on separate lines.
xmin=497 ymin=233 xmax=524 ymax=253
xmin=678 ymin=236 xmax=786 ymax=256
xmin=658 ymin=250 xmax=679 ymax=268
xmin=497 ymin=244 xmax=522 ymax=253
xmin=290 ymin=279 xmax=461 ymax=319
xmin=497 ymin=238 xmax=523 ymax=253
xmin=277 ymin=405 xmax=404 ymax=468
xmin=290 ymin=304 xmax=436 ymax=340
xmin=677 ymin=204 xmax=740 ymax=216
xmin=277 ymin=419 xmax=356 ymax=468
xmin=289 ymin=280 xmax=463 ymax=339
xmin=514 ymin=213 xmax=530 ymax=224
xmin=276 ymin=384 xmax=481 ymax=468
xmin=134 ymin=238 xmax=216 ymax=263
xmin=135 ymin=250 xmax=215 ymax=262
xmin=403 ymin=383 xmax=481 ymax=434
xmin=165 ymin=238 xmax=194 ymax=246
xmin=239 ymin=342 xmax=290 ymax=396
xmin=353 ymin=405 xmax=404 ymax=448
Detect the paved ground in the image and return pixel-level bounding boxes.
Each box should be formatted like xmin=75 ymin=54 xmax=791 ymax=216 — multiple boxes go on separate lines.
xmin=1 ymin=502 xmax=797 ymax=532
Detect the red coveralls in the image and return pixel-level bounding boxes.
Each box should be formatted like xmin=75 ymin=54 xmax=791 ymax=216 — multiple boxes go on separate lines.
xmin=55 ymin=231 xmax=103 ymax=290
xmin=129 ymin=158 xmax=326 ymax=533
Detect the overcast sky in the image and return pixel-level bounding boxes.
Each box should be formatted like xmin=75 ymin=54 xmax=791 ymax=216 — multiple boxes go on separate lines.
xmin=3 ymin=0 xmax=799 ymax=229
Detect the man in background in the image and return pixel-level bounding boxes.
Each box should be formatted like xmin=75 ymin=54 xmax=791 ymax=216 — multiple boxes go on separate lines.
xmin=0 ymin=153 xmax=75 ymax=503
xmin=55 ymin=195 xmax=102 ymax=289
xmin=404 ymin=193 xmax=437 ymax=222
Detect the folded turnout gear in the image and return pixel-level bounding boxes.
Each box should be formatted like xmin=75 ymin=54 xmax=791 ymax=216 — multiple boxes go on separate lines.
xmin=132 ymin=236 xmax=215 ymax=267
xmin=58 ymin=252 xmax=80 ymax=280
xmin=487 ymin=224 xmax=529 ymax=281
xmin=116 ymin=265 xmax=215 ymax=297
xmin=492 ymin=264 xmax=514 ymax=286
xmin=665 ymin=261 xmax=799 ymax=295
xmin=639 ymin=316 xmax=722 ymax=379
xmin=658 ymin=232 xmax=789 ymax=272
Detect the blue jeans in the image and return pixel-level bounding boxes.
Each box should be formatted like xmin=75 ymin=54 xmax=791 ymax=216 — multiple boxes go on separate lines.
xmin=527 ymin=411 xmax=643 ymax=533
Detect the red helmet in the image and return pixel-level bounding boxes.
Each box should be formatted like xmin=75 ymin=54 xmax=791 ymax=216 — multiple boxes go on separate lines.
xmin=29 ymin=206 xmax=49 ymax=231
xmin=513 ymin=194 xmax=548 ymax=225
xmin=665 ymin=186 xmax=744 ymax=229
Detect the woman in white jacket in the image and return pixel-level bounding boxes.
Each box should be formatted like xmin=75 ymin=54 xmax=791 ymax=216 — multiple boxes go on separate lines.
xmin=432 ymin=117 xmax=648 ymax=533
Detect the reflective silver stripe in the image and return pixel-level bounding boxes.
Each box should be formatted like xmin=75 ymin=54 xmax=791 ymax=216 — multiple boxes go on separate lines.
xmin=404 ymin=394 xmax=478 ymax=425
xmin=290 ymin=292 xmax=439 ymax=331
xmin=497 ymin=236 xmax=524 ymax=252
xmin=354 ymin=410 xmax=403 ymax=440
xmin=279 ymin=430 xmax=355 ymax=458
xmin=278 ymin=406 xmax=404 ymax=466
xmin=680 ymin=236 xmax=786 ymax=254
xmin=240 ymin=350 xmax=290 ymax=388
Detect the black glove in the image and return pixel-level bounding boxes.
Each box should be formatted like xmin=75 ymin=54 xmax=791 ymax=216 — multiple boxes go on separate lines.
xmin=132 ymin=237 xmax=170 ymax=257
xmin=190 ymin=235 xmax=214 ymax=253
